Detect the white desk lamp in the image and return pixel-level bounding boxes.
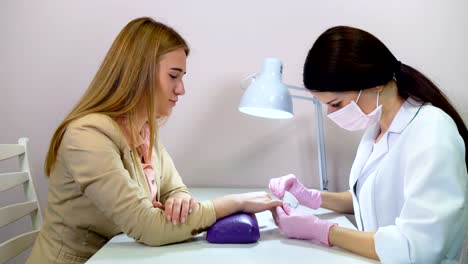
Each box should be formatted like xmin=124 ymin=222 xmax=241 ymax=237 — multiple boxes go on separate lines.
xmin=239 ymin=57 xmax=328 ymax=191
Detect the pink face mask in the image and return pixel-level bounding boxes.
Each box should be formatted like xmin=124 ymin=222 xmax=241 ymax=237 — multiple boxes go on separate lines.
xmin=327 ymin=90 xmax=382 ymax=131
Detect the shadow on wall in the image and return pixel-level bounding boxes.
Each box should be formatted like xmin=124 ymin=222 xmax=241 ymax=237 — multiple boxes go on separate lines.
xmin=169 ymin=76 xmax=326 ymax=189
xmin=205 ymin=118 xmax=309 ymax=182
xmin=166 ymin=74 xmax=363 ymax=191
xmin=323 ymin=123 xmax=363 ymax=191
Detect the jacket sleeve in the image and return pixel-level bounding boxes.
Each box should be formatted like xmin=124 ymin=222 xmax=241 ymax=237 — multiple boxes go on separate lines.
xmin=374 ymin=113 xmax=467 ymax=263
xmin=157 ymin=145 xmax=191 ymax=203
xmin=61 ymin=121 xmax=216 ymax=246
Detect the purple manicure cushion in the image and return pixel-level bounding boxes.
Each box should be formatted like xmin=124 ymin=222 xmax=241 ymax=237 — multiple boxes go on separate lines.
xmin=206 ymin=212 xmax=260 ymax=244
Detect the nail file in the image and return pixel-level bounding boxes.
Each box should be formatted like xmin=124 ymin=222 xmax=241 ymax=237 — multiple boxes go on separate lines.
xmin=282 ymin=191 xmax=299 ymax=209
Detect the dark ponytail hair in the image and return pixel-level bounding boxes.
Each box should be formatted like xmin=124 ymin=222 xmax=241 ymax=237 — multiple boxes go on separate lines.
xmin=303 ymin=26 xmax=467 ymax=166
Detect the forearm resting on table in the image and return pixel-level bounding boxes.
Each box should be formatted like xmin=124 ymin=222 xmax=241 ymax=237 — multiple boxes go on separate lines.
xmin=329 ymin=226 xmax=379 ymax=261
xmin=320 ymin=191 xmax=354 ymax=214
xmin=212 ymin=195 xmax=242 ymax=220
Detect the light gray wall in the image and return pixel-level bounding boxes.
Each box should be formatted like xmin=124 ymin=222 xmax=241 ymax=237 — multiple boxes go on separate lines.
xmin=1 ymin=0 xmax=467 ymax=263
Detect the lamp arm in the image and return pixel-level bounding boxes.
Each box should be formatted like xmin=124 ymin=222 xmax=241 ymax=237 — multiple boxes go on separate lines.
xmin=240 ymin=75 xmax=329 ymax=190
xmin=286 ymin=84 xmax=328 ymax=190
xmin=291 ymin=95 xmax=314 ymax=101
xmin=312 ymin=97 xmax=328 ymax=191
xmin=285 ymin=84 xmax=307 ymax=92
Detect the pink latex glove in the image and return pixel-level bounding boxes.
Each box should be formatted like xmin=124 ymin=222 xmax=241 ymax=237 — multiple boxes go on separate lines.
xmin=269 ymin=174 xmax=322 ymax=209
xmin=274 ymin=205 xmax=337 ymax=246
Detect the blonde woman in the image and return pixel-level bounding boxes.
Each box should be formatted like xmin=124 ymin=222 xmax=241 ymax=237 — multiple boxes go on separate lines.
xmin=27 ymin=17 xmax=282 ymax=264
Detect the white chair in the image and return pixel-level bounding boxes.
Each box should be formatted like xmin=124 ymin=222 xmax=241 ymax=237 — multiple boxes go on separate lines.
xmin=461 ymin=228 xmax=468 ymax=264
xmin=0 ymin=138 xmax=43 ymax=264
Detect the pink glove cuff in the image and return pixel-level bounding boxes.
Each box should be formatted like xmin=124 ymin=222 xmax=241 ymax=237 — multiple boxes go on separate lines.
xmin=294 ymin=186 xmax=322 ymax=209
xmin=318 ymin=222 xmax=338 ymax=246
xmin=305 ymin=189 xmax=322 ymax=209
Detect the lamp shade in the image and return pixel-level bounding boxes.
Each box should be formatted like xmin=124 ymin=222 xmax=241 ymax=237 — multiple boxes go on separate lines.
xmin=239 ymin=58 xmax=293 ymax=119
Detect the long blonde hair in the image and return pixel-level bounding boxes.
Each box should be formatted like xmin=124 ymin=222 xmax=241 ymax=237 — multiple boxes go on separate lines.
xmin=45 ymin=17 xmax=189 ymax=176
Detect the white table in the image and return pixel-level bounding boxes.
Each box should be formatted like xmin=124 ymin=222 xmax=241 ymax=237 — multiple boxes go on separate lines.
xmin=86 ymin=188 xmax=378 ymax=264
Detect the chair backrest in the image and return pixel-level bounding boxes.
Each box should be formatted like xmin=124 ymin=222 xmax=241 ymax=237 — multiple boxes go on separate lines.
xmin=0 ymin=138 xmax=43 ymax=264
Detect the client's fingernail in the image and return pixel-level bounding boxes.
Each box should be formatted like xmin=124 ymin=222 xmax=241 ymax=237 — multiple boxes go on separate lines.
xmin=172 ymin=220 xmax=177 ymax=225
xmin=189 ymin=208 xmax=193 ymax=214
xmin=181 ymin=217 xmax=186 ymax=223
xmin=166 ymin=216 xmax=171 ymax=221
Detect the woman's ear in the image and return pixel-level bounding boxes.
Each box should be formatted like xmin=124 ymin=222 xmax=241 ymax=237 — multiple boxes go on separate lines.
xmin=374 ymin=85 xmax=385 ymax=93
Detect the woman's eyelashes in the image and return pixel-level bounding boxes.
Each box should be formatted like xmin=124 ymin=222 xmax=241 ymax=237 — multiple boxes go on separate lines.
xmin=169 ymin=74 xmax=178 ymax=79
xmin=330 ymin=101 xmax=341 ymax=108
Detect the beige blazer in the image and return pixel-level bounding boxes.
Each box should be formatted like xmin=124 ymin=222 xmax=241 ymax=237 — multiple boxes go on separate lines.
xmin=27 ymin=114 xmax=216 ymax=264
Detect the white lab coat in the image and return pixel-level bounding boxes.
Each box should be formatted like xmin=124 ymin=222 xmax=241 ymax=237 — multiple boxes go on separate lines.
xmin=349 ymin=98 xmax=468 ymax=263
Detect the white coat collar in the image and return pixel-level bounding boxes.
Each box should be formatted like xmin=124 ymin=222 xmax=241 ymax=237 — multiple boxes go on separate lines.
xmin=387 ymin=97 xmax=423 ymax=134
xmin=350 ymin=97 xmax=424 ymax=190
